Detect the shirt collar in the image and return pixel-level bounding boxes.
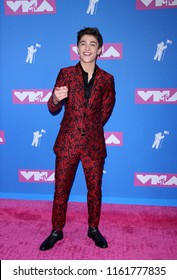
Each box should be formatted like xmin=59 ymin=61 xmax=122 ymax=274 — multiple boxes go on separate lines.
xmin=79 ymin=62 xmax=97 ymax=80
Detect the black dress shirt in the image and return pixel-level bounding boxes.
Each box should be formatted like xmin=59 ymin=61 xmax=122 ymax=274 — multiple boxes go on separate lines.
xmin=80 ymin=63 xmax=97 ymax=107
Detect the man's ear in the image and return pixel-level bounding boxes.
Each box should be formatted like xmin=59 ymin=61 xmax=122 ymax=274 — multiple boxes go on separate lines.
xmin=97 ymin=47 xmax=102 ymax=56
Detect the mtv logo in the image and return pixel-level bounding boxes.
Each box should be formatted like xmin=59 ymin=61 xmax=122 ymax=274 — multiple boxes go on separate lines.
xmin=4 ymin=0 xmax=56 ymax=15
xmin=12 ymin=89 xmax=52 ymax=104
xmin=134 ymin=172 xmax=177 ymax=187
xmin=136 ymin=0 xmax=177 ymax=10
xmin=70 ymin=43 xmax=123 ymax=60
xmin=135 ymin=88 xmax=177 ymax=104
xmin=18 ymin=169 xmax=55 ymax=183
xmin=0 ymin=131 xmax=5 ymax=144
xmin=104 ymin=132 xmax=123 ymax=146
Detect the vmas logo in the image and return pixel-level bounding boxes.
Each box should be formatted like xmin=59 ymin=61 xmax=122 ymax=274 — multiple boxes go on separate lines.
xmin=12 ymin=89 xmax=52 ymax=104
xmin=135 ymin=88 xmax=177 ymax=104
xmin=134 ymin=173 xmax=177 ymax=188
xmin=18 ymin=169 xmax=55 ymax=183
xmin=4 ymin=0 xmax=56 ymax=15
xmin=70 ymin=43 xmax=123 ymax=60
xmin=0 ymin=131 xmax=5 ymax=144
xmin=104 ymin=132 xmax=123 ymax=146
xmin=136 ymin=0 xmax=177 ymax=9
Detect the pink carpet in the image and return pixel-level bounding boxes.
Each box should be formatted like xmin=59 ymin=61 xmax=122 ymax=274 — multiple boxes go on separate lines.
xmin=0 ymin=199 xmax=177 ymax=260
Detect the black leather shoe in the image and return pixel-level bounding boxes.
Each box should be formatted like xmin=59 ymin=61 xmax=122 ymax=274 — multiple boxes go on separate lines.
xmin=40 ymin=230 xmax=63 ymax=251
xmin=88 ymin=227 xmax=108 ymax=248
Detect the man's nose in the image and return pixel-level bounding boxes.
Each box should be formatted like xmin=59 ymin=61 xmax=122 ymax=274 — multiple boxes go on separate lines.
xmin=85 ymin=44 xmax=90 ymax=50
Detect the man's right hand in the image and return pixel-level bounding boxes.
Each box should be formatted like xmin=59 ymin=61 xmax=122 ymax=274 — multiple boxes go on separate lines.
xmin=53 ymin=86 xmax=68 ymax=104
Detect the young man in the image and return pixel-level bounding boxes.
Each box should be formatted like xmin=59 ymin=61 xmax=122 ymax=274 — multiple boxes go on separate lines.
xmin=40 ymin=27 xmax=115 ymax=250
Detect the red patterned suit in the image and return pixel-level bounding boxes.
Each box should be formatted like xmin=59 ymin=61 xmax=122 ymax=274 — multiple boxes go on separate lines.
xmin=47 ymin=62 xmax=115 ymax=231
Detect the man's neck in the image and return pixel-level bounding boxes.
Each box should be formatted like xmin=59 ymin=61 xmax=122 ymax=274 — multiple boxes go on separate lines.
xmin=80 ymin=61 xmax=96 ymax=80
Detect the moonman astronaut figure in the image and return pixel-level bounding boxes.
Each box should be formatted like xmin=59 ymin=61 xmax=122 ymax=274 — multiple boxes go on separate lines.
xmin=152 ymin=132 xmax=165 ymax=149
xmin=26 ymin=45 xmax=37 ymax=64
xmin=153 ymin=41 xmax=167 ymax=62
xmin=86 ymin=0 xmax=99 ymax=15
xmin=39 ymin=27 xmax=116 ymax=251
xmin=31 ymin=130 xmax=42 ymax=147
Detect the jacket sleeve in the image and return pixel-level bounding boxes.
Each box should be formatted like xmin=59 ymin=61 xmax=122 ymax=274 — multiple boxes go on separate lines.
xmin=47 ymin=69 xmax=66 ymax=114
xmin=101 ymin=75 xmax=116 ymax=126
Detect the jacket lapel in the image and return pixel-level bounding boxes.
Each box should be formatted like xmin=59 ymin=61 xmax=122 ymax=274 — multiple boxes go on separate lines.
xmin=87 ymin=66 xmax=102 ymax=107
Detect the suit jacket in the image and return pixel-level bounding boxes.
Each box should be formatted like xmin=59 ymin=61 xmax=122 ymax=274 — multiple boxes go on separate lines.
xmin=48 ymin=63 xmax=116 ymax=159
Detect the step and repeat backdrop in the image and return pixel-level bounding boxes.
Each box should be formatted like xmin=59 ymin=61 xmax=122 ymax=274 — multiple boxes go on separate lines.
xmin=0 ymin=0 xmax=177 ymax=206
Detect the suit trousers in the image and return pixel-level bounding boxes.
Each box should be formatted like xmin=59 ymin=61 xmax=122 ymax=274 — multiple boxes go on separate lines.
xmin=52 ymin=148 xmax=105 ymax=231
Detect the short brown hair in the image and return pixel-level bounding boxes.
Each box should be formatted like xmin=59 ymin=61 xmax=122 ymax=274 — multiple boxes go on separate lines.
xmin=77 ymin=27 xmax=103 ymax=49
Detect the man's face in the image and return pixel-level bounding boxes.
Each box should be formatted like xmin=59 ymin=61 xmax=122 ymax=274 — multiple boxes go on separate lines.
xmin=77 ymin=34 xmax=102 ymax=64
